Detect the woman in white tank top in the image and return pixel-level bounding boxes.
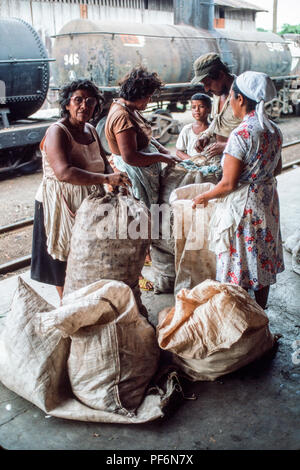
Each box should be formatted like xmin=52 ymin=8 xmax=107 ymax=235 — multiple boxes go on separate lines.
xmin=31 ymin=79 xmax=130 ymax=301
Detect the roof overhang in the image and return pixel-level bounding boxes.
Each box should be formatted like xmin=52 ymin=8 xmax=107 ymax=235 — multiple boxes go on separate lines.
xmin=214 ymin=0 xmax=268 ymax=13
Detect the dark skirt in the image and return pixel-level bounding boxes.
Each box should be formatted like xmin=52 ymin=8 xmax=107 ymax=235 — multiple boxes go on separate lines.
xmin=31 ymin=200 xmax=67 ymax=287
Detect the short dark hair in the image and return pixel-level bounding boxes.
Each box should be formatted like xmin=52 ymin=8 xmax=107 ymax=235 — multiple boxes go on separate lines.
xmin=59 ymin=79 xmax=104 ymax=119
xmin=232 ymin=79 xmax=257 ymax=112
xmin=207 ymin=63 xmax=231 ymax=80
xmin=191 ymin=93 xmax=212 ymax=111
xmin=119 ymin=67 xmax=164 ymax=102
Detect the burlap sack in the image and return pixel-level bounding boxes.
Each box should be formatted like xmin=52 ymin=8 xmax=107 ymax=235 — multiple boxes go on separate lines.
xmin=41 ymin=279 xmax=160 ymax=414
xmin=0 ymin=277 xmax=178 ymax=423
xmin=284 ymin=228 xmax=300 ymax=275
xmin=151 ymin=165 xmax=219 ymax=294
xmin=63 ymin=189 xmax=150 ymax=315
xmin=0 ymin=277 xmax=71 ymax=413
xmin=170 ymin=183 xmax=217 ymax=294
xmin=157 ymin=280 xmax=275 ymax=381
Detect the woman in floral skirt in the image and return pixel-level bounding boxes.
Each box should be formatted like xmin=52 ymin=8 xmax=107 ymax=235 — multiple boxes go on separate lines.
xmin=192 ymin=71 xmax=285 ymax=309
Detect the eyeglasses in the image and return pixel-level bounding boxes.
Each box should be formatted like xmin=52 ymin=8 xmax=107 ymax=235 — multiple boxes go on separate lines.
xmin=70 ymin=96 xmax=97 ymax=107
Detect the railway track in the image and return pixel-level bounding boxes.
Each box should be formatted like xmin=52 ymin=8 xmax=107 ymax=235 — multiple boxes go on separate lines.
xmin=0 ymin=218 xmax=33 ymax=275
xmin=281 ymin=139 xmax=300 ymax=169
xmin=1 ymin=139 xmax=300 ymax=276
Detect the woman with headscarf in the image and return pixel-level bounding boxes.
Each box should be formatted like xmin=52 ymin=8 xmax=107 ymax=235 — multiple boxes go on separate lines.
xmin=192 ymin=71 xmax=285 ymax=309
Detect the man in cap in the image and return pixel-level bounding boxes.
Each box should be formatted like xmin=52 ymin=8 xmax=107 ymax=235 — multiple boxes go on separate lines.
xmin=191 ymin=52 xmax=241 ymax=156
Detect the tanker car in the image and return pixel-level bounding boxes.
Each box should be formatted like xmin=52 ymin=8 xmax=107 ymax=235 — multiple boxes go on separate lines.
xmin=1 ymin=0 xmax=300 ymax=175
xmin=0 ymin=18 xmax=56 ymax=176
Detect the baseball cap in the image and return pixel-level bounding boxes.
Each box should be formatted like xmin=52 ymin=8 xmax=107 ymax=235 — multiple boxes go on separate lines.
xmin=191 ymin=53 xmax=223 ymax=84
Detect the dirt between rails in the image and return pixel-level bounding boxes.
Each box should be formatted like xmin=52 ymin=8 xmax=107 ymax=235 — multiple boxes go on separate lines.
xmin=0 ymin=114 xmax=300 ymax=281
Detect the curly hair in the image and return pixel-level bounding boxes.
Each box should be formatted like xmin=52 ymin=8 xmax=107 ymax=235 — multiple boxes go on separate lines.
xmin=59 ymin=79 xmax=104 ymax=119
xmin=119 ymin=67 xmax=164 ymax=102
xmin=191 ymin=93 xmax=212 ymax=111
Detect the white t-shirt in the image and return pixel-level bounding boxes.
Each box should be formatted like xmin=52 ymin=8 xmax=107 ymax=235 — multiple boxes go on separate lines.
xmin=176 ymin=123 xmax=207 ymax=158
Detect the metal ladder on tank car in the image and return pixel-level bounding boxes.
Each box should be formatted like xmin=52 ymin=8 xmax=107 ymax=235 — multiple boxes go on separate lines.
xmin=0 ymin=108 xmax=10 ymax=128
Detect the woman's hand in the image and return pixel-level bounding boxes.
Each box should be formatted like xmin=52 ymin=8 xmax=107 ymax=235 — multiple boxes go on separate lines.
xmin=192 ymin=154 xmax=244 ymax=208
xmin=159 ymin=146 xmax=171 ymax=155
xmin=160 ymin=154 xmax=182 ymax=166
xmin=195 ymin=135 xmax=210 ymax=152
xmin=192 ymin=193 xmax=209 ymax=209
xmin=105 ymin=172 xmax=131 ymax=188
xmin=151 ymin=137 xmax=170 ymax=155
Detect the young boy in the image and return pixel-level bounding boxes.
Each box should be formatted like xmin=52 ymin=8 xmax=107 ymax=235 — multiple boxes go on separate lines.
xmin=176 ymin=93 xmax=212 ymax=160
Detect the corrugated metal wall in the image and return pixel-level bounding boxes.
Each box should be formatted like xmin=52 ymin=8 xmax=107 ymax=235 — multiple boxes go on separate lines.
xmin=0 ymin=0 xmax=175 ymax=54
xmin=14 ymin=0 xmax=173 ymax=11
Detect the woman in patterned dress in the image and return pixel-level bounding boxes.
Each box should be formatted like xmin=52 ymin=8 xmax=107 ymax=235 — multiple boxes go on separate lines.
xmin=192 ymin=71 xmax=284 ymax=309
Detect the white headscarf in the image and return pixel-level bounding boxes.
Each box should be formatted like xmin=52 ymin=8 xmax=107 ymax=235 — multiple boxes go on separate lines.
xmin=236 ymin=71 xmax=277 ymax=133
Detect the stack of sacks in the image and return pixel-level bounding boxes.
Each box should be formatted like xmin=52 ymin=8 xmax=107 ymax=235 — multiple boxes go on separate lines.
xmin=63 ymin=188 xmax=150 ymax=317
xmin=0 ymin=277 xmax=178 ymax=423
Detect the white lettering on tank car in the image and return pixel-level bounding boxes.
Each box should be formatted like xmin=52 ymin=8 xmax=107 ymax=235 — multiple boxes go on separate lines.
xmin=64 ymin=53 xmax=80 ymax=66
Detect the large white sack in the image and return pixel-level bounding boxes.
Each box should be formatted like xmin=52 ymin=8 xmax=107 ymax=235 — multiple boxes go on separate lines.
xmin=0 ymin=277 xmax=176 ymax=423
xmin=284 ymin=228 xmax=300 ymax=275
xmin=0 ymin=277 xmax=71 ymax=413
xmin=157 ymin=280 xmax=275 ymax=381
xmin=170 ymin=183 xmax=217 ymax=294
xmin=48 ymin=279 xmax=160 ymax=414
xmin=151 ymin=165 xmax=219 ymax=294
xmin=63 ymin=189 xmax=150 ymax=316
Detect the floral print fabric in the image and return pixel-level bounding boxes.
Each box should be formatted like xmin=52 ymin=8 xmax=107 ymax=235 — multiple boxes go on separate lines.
xmin=216 ymin=111 xmax=285 ymax=290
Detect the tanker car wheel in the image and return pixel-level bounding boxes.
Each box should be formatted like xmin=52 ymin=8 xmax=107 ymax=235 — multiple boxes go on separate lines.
xmin=96 ymin=116 xmax=111 ymax=156
xmin=151 ymin=109 xmax=173 ymax=145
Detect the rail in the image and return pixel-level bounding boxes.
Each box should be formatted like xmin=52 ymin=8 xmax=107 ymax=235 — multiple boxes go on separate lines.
xmin=0 ymin=217 xmax=34 ymax=275
xmin=282 ymin=139 xmax=300 ymax=169
xmin=0 ymin=217 xmax=34 ymax=235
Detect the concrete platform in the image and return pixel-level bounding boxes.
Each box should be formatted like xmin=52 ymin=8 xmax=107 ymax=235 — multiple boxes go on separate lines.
xmin=0 ymin=168 xmax=299 ymax=451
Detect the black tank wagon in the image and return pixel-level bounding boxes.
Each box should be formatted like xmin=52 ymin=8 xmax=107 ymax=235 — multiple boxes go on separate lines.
xmin=0 ymin=18 xmax=50 ymax=121
xmin=0 ymin=18 xmax=55 ymax=175
xmin=50 ymin=0 xmax=299 ymax=150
